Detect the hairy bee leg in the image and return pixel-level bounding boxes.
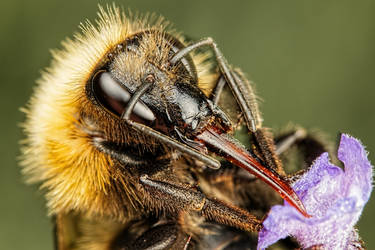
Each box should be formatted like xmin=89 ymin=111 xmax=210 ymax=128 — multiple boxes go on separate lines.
xmin=222 ymin=68 xmax=286 ymax=175
xmin=139 ymin=175 xmax=262 ymax=232
xmin=229 ymin=69 xmax=285 ymax=175
xmin=253 ymin=127 xmax=285 ymax=175
xmin=171 ymin=39 xmax=285 ymax=174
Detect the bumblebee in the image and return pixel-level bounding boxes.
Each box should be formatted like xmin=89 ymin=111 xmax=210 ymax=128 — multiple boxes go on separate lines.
xmin=21 ymin=5 xmax=323 ymax=249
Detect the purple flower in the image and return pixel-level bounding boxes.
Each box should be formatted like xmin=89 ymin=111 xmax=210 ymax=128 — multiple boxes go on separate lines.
xmin=258 ymin=134 xmax=373 ymax=249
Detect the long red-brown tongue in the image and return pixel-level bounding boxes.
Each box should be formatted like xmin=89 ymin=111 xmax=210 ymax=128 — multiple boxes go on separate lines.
xmin=197 ymin=127 xmax=310 ymax=218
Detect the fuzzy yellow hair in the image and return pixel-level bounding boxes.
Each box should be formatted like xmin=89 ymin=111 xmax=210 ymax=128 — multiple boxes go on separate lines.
xmin=21 ymin=4 xmax=216 ymax=221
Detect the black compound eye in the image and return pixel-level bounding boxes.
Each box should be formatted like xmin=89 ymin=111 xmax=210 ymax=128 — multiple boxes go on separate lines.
xmin=92 ymin=71 xmax=155 ymax=122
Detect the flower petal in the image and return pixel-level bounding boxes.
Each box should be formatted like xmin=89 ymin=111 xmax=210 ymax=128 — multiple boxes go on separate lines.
xmin=338 ymin=134 xmax=373 ymax=205
xmin=257 ymin=134 xmax=373 ymax=250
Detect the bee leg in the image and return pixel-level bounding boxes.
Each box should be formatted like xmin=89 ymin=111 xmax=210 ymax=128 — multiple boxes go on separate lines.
xmin=274 ymin=128 xmax=330 ymax=179
xmin=111 ymin=220 xmax=191 ymax=250
xmin=139 ymin=175 xmax=262 ymax=232
xmin=275 ymin=128 xmax=307 ymax=155
xmin=171 ymin=38 xmax=260 ymax=133
xmin=275 ymin=128 xmax=329 ymax=165
xmin=172 ymin=39 xmax=283 ymax=174
xmin=229 ymin=69 xmax=287 ymax=174
xmin=132 ymin=223 xmax=191 ymax=250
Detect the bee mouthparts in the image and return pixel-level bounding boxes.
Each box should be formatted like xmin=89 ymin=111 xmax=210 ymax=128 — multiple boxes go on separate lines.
xmin=196 ymin=127 xmax=311 ymax=218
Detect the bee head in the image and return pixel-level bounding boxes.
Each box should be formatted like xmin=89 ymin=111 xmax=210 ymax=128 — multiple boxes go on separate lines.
xmin=89 ymin=31 xmax=232 ymax=147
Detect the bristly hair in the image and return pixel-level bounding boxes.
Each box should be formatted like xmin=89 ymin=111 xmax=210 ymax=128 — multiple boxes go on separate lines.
xmin=20 ymin=4 xmax=216 ymax=221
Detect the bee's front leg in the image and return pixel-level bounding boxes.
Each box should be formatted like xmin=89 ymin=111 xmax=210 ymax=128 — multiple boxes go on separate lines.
xmin=139 ymin=175 xmax=262 ymax=233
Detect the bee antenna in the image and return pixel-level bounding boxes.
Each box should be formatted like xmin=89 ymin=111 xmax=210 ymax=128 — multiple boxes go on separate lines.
xmin=170 ymin=38 xmax=213 ymax=65
xmin=121 ymin=81 xmax=153 ymax=120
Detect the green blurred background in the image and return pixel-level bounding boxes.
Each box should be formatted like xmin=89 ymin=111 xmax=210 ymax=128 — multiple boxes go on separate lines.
xmin=1 ymin=0 xmax=374 ymax=249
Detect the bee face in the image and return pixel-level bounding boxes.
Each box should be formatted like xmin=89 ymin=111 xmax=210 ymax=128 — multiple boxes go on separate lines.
xmin=89 ymin=30 xmax=230 ymax=139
